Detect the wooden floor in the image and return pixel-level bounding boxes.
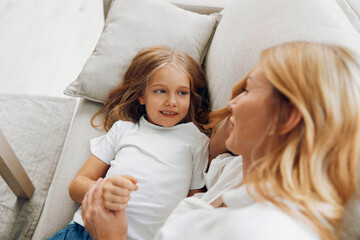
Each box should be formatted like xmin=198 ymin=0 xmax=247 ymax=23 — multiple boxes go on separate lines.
xmin=0 ymin=0 xmax=104 ymax=97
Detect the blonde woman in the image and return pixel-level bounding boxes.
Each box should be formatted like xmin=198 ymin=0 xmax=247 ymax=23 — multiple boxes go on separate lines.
xmin=81 ymin=41 xmax=360 ymax=240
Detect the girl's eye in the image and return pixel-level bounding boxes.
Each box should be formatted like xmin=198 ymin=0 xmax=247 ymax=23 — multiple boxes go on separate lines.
xmin=178 ymin=91 xmax=189 ymax=96
xmin=241 ymin=87 xmax=248 ymax=93
xmin=155 ymin=90 xmax=165 ymax=94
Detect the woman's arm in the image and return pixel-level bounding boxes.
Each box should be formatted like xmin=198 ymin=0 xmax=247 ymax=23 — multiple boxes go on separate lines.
xmin=209 ymin=118 xmax=230 ymax=162
xmin=154 ymin=195 xmax=319 ymax=240
xmin=68 ymin=155 xmax=109 ymax=203
xmin=188 ymin=188 xmax=205 ymax=197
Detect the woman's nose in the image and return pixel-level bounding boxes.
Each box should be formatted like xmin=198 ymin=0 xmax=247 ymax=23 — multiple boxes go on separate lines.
xmin=227 ymin=96 xmax=237 ymax=112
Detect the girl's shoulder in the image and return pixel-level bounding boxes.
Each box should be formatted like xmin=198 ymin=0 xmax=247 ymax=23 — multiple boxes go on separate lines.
xmin=181 ymin=122 xmax=209 ymax=139
xmin=111 ymin=119 xmax=138 ymax=132
xmin=113 ymin=119 xmax=136 ymax=126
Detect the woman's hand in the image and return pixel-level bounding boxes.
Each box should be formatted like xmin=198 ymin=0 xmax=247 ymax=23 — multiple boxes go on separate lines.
xmin=103 ymin=175 xmax=138 ymax=211
xmin=82 ymin=178 xmax=133 ymax=240
xmin=210 ymin=196 xmax=228 ymax=208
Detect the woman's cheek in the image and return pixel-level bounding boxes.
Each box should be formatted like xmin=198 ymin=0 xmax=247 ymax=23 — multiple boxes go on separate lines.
xmin=225 ymin=132 xmax=237 ymax=154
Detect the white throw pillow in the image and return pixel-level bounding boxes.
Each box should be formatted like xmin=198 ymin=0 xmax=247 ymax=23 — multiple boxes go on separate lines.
xmin=205 ymin=0 xmax=360 ymax=110
xmin=64 ymin=0 xmax=220 ymax=103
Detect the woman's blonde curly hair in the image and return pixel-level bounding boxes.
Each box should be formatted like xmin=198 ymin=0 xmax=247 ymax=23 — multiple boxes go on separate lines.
xmin=207 ymin=41 xmax=360 ymax=240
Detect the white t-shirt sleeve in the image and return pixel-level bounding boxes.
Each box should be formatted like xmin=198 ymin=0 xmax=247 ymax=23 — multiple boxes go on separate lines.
xmin=200 ymin=154 xmax=243 ymax=203
xmin=156 ymin=197 xmax=241 ymax=240
xmin=189 ymin=133 xmax=209 ymax=190
xmin=155 ymin=197 xmax=320 ymax=240
xmin=90 ymin=121 xmax=122 ymax=164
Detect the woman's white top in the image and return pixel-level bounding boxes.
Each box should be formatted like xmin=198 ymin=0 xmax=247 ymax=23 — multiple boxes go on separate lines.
xmin=73 ymin=116 xmax=209 ymax=240
xmin=155 ymin=154 xmax=320 ymax=240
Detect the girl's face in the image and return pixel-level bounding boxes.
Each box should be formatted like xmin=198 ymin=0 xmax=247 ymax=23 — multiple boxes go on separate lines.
xmin=226 ymin=62 xmax=276 ymax=159
xmin=138 ymin=66 xmax=190 ymax=127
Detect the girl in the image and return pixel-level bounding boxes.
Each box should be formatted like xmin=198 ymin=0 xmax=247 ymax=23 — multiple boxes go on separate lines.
xmin=48 ymin=46 xmax=210 ymax=240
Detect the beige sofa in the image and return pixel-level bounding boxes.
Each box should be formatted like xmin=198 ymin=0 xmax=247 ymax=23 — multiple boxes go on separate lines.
xmin=31 ymin=0 xmax=360 ymax=239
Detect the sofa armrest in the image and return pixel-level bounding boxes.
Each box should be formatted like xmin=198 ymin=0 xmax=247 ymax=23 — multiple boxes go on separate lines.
xmin=31 ymin=99 xmax=105 ymax=239
xmin=103 ymin=0 xmax=112 ymax=19
xmin=103 ymin=0 xmax=225 ymax=18
xmin=168 ymin=0 xmax=225 ymax=14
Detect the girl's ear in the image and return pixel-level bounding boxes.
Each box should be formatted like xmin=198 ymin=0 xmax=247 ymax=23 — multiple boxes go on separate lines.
xmin=278 ymin=104 xmax=302 ymax=135
xmin=138 ymin=96 xmax=145 ymax=105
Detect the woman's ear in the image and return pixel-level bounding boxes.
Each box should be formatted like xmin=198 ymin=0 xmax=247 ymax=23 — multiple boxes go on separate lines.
xmin=278 ymin=105 xmax=302 ymax=135
xmin=138 ymin=96 xmax=145 ymax=105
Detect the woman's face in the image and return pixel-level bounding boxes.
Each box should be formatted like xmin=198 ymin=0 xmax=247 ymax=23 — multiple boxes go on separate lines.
xmin=226 ymin=62 xmax=276 ymax=159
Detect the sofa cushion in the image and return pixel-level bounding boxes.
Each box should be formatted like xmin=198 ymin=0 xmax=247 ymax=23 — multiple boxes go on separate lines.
xmin=205 ymin=0 xmax=360 ymax=110
xmin=336 ymin=0 xmax=360 ymax=33
xmin=64 ymin=0 xmax=220 ymax=104
xmin=31 ymin=99 xmax=105 ymax=239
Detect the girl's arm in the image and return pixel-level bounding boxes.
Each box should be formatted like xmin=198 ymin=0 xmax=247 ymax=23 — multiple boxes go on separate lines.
xmin=69 ymin=155 xmax=110 ymax=203
xmin=209 ymin=117 xmax=230 ymax=162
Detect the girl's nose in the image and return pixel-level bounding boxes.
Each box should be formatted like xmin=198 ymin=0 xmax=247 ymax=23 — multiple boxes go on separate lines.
xmin=166 ymin=95 xmax=177 ymax=107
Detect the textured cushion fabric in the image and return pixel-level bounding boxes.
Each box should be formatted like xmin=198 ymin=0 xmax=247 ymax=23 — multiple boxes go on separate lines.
xmin=0 ymin=95 xmax=76 ymax=239
xmin=336 ymin=0 xmax=360 ymax=33
xmin=64 ymin=0 xmax=220 ymax=103
xmin=347 ymin=0 xmax=360 ymax=20
xmin=205 ymin=0 xmax=360 ymax=110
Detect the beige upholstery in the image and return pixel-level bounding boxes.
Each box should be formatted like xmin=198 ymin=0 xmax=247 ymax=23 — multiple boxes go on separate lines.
xmin=32 ymin=99 xmax=104 ymax=239
xmin=205 ymin=0 xmax=360 ymax=110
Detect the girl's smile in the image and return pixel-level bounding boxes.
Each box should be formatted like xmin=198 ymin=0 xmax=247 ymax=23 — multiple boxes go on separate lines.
xmin=160 ymin=111 xmax=178 ymax=117
xmin=138 ymin=65 xmax=190 ymax=127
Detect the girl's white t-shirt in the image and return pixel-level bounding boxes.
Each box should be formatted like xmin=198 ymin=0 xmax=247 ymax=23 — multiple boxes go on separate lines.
xmin=73 ymin=116 xmax=209 ymax=240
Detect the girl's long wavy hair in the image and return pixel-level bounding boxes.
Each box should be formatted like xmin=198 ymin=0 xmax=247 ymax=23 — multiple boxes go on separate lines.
xmin=91 ymin=46 xmax=210 ymax=134
xmin=208 ymin=41 xmax=360 ymax=240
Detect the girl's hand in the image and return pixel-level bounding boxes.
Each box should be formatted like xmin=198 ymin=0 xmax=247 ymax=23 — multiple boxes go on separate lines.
xmin=102 ymin=175 xmax=138 ymax=211
xmin=82 ymin=178 xmax=127 ymax=240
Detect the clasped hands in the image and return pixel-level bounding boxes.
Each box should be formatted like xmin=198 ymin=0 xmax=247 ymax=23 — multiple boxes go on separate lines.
xmin=101 ymin=175 xmax=139 ymax=210
xmin=81 ymin=175 xmax=138 ymax=240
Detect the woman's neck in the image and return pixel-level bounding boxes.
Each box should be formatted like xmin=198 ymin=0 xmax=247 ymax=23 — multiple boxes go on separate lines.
xmin=242 ymin=152 xmax=264 ymax=182
xmin=242 ymin=156 xmax=250 ymax=181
